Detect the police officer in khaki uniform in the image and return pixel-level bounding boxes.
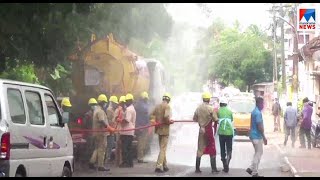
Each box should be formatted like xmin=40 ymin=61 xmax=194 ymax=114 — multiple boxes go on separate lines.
xmin=150 ymin=93 xmax=174 ymax=173
xmin=88 ymin=98 xmax=115 ymax=171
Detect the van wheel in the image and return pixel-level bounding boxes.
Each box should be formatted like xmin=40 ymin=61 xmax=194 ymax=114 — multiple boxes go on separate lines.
xmin=61 ymin=166 xmax=72 ymax=177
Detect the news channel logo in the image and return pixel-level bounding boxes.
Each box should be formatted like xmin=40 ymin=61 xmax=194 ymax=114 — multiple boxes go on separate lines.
xmin=297 ymin=6 xmax=318 ymax=31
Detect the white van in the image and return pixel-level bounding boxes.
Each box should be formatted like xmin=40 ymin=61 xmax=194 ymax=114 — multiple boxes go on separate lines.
xmin=0 ymin=79 xmax=73 ymax=177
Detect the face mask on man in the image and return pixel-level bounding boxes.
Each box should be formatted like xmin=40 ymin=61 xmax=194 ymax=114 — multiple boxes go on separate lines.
xmin=91 ymin=105 xmax=97 ymax=111
xmin=258 ymin=103 xmax=264 ymax=111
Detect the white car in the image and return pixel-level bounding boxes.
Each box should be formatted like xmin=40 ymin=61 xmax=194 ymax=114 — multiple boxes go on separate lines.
xmin=0 ymin=79 xmax=73 ymax=177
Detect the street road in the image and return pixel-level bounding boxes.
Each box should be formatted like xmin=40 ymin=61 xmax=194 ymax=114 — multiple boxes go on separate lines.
xmin=74 ymin=94 xmax=291 ymax=177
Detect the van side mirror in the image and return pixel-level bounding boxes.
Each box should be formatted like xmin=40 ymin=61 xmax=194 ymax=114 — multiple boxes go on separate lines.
xmin=62 ymin=112 xmax=70 ymax=124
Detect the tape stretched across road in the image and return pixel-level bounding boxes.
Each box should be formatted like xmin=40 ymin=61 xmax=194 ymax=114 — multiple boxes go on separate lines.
xmin=69 ymin=120 xmax=195 ymax=133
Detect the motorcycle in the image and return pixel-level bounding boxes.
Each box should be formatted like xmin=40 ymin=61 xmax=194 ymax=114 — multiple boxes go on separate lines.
xmin=311 ymin=120 xmax=320 ymax=148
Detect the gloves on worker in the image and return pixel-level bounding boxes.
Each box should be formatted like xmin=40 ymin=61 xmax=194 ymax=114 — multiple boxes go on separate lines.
xmin=116 ymin=117 xmax=123 ymax=123
xmin=106 ymin=126 xmax=116 ymax=133
xmin=150 ymin=120 xmax=157 ymax=126
xmin=169 ymin=120 xmax=174 ymax=124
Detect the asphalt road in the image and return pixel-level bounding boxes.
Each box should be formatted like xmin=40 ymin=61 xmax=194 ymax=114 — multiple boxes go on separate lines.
xmin=74 ymin=122 xmax=292 ymax=177
xmin=74 ymin=94 xmax=291 ymax=177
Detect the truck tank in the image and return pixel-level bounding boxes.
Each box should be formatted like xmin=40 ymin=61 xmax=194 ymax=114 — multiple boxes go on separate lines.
xmin=69 ymin=34 xmax=150 ymax=115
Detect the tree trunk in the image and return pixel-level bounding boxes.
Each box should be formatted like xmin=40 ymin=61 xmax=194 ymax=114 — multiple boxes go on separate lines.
xmin=247 ymin=84 xmax=251 ymax=92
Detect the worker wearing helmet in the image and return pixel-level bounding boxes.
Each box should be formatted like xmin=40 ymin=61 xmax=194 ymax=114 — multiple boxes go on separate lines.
xmin=118 ymin=93 xmax=136 ymax=168
xmin=88 ymin=97 xmax=115 ymax=171
xmin=60 ymin=97 xmax=74 ymax=127
xmin=193 ymin=92 xmax=219 ymax=174
xmin=61 ymin=97 xmax=72 ymax=112
xmin=134 ymin=91 xmax=150 ymax=163
xmin=98 ymin=94 xmax=109 ymax=111
xmin=150 ymin=93 xmax=174 ymax=173
xmin=105 ymin=95 xmax=118 ymax=162
xmin=114 ymin=95 xmax=126 ymax=167
xmin=217 ymin=97 xmax=234 ymax=173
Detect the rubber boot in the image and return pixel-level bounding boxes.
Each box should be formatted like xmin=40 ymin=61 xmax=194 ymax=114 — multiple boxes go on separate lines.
xmin=195 ymin=157 xmax=202 ymax=173
xmin=222 ymin=159 xmax=228 ymax=173
xmin=210 ymin=156 xmax=220 ymax=174
xmin=226 ymin=153 xmax=231 ymax=173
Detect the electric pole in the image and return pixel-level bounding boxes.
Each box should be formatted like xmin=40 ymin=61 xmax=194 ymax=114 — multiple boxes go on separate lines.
xmin=272 ymin=4 xmax=278 ymax=93
xmin=280 ymin=3 xmax=286 ymax=93
xmin=291 ymin=4 xmax=299 ymax=95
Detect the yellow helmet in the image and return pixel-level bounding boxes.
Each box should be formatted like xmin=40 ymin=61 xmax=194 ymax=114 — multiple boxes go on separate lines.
xmin=88 ymin=98 xmax=98 ymax=105
xmin=97 ymin=94 xmax=108 ymax=103
xmin=163 ymin=93 xmax=171 ymax=100
xmin=119 ymin=96 xmax=126 ymax=103
xmin=61 ymin=97 xmax=72 ymax=107
xmin=202 ymin=92 xmax=212 ymax=99
xmin=109 ymin=95 xmax=119 ymax=104
xmin=125 ymin=93 xmax=134 ymax=101
xmin=141 ymin=91 xmax=149 ymax=99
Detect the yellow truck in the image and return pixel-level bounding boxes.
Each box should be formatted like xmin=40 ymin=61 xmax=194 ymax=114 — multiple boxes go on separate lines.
xmin=67 ymin=34 xmax=171 ymax=163
xmin=69 ymin=34 xmax=170 ymax=114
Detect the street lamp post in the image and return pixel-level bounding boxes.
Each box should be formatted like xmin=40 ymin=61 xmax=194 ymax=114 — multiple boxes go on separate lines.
xmin=275 ymin=5 xmax=299 ymax=101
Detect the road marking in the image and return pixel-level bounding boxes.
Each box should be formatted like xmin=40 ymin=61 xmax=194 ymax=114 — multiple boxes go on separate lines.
xmin=275 ymin=143 xmax=299 ymax=177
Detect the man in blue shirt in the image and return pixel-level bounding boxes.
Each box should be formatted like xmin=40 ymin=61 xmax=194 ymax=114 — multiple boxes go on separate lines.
xmin=246 ymin=97 xmax=268 ymax=177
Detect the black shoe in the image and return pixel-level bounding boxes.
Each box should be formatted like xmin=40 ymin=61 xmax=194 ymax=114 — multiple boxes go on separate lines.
xmin=210 ymin=156 xmax=220 ymax=174
xmin=195 ymin=157 xmax=202 ymax=173
xmin=252 ymin=174 xmax=263 ymax=177
xmin=212 ymin=169 xmax=220 ymax=174
xmin=98 ymin=167 xmax=110 ymax=171
xmin=226 ymin=154 xmax=231 ymax=173
xmin=163 ymin=167 xmax=169 ymax=172
xmin=89 ymin=163 xmax=95 ymax=170
xmin=246 ymin=168 xmax=252 ymax=175
xmin=155 ymin=168 xmax=164 ymax=173
xmin=195 ymin=169 xmax=202 ymax=173
xmin=222 ymin=160 xmax=229 ymax=173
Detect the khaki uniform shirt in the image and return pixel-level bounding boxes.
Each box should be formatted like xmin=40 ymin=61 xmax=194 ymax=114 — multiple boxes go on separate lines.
xmin=151 ymin=102 xmax=172 ymax=136
xmin=92 ymin=106 xmax=108 ymax=137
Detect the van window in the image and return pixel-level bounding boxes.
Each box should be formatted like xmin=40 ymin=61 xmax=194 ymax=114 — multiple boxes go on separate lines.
xmin=25 ymin=91 xmax=45 ymax=125
xmin=44 ymin=94 xmax=61 ymax=127
xmin=8 ymin=89 xmax=26 ymax=124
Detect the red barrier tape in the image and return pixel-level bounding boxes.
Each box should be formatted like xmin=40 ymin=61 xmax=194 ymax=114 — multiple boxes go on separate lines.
xmin=69 ymin=120 xmax=194 ymax=133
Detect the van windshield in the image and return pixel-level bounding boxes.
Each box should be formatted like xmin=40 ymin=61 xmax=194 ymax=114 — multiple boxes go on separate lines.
xmin=229 ymin=100 xmax=255 ymax=113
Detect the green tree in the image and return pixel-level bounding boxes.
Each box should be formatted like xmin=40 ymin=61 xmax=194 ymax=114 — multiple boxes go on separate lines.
xmin=207 ymin=24 xmax=273 ymax=91
xmin=0 ymin=3 xmax=173 ymax=96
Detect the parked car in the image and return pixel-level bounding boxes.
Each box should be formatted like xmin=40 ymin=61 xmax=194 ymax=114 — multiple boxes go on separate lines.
xmin=0 ymin=79 xmax=73 ymax=177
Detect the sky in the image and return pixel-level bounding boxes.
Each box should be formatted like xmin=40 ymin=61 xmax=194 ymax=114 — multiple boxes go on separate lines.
xmin=166 ymin=3 xmax=272 ymax=30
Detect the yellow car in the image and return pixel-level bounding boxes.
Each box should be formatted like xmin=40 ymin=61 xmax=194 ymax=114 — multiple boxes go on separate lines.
xmin=228 ymin=98 xmax=255 ymax=136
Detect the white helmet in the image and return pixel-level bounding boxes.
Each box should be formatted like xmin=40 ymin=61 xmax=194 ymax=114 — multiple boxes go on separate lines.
xmin=220 ymin=97 xmax=228 ymax=104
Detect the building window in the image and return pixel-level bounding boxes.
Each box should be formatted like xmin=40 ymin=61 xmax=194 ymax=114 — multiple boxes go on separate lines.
xmin=298 ymin=35 xmax=304 ymax=44
xmin=305 ymin=34 xmax=310 ymax=43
